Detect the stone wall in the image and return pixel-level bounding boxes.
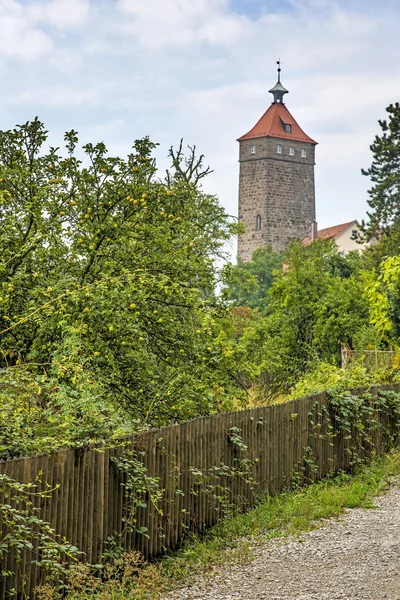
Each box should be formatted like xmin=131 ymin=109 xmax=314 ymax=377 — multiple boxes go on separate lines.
xmin=237 ymin=136 xmax=316 ymax=260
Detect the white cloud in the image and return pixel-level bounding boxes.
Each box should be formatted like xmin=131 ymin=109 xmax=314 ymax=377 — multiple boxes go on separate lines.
xmin=14 ymin=84 xmax=100 ymax=107
xmin=0 ymin=0 xmax=53 ymax=60
xmin=28 ymin=0 xmax=91 ymax=29
xmin=116 ymin=0 xmax=249 ymax=49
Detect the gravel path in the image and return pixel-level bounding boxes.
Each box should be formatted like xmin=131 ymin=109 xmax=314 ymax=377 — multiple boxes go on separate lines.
xmin=163 ymin=484 xmax=400 ymax=599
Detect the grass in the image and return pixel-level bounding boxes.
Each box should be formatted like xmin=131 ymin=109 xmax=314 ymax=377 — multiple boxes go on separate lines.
xmin=38 ymin=451 xmax=400 ymax=600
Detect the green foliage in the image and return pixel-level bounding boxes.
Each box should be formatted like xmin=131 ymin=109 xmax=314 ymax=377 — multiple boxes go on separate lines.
xmin=0 ymin=473 xmax=82 ymax=593
xmin=0 ymin=367 xmax=140 ymax=459
xmin=237 ymin=240 xmax=369 ymax=398
xmin=362 ymin=102 xmax=400 ymax=239
xmin=367 ymin=254 xmax=400 ymax=341
xmin=111 ymin=449 xmax=164 ymax=538
xmin=0 ymin=119 xmax=242 ymax=453
xmin=287 ymin=362 xmax=394 ymax=400
xmin=222 ymin=246 xmax=283 ymax=310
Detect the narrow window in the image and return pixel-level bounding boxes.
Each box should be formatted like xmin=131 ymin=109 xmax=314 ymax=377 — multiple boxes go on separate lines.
xmin=301 ymin=148 xmax=307 ymax=158
xmin=284 ymin=124 xmax=291 ymax=133
xmin=250 ymin=144 xmax=256 ymax=155
xmin=289 ymin=147 xmax=294 ymax=156
xmin=352 ymin=230 xmax=358 ymax=238
xmin=256 ymin=214 xmax=261 ymax=231
xmin=277 ymin=144 xmax=283 ymax=154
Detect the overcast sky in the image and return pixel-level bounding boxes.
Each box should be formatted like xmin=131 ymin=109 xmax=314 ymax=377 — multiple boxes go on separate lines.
xmin=1 ymin=0 xmax=399 ymax=258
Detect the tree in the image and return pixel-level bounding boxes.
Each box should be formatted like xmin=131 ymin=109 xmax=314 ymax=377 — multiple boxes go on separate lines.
xmin=362 ymin=102 xmax=400 ymax=240
xmin=222 ymin=246 xmax=283 ymax=310
xmin=0 ymin=119 xmax=241 ymax=431
xmin=238 ymin=240 xmax=369 ymax=398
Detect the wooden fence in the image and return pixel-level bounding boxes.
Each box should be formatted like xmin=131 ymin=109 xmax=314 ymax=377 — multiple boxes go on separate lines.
xmin=1 ymin=384 xmax=400 ymax=599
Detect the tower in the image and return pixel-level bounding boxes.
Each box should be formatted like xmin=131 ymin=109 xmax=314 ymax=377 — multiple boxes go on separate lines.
xmin=237 ymin=64 xmax=317 ymax=261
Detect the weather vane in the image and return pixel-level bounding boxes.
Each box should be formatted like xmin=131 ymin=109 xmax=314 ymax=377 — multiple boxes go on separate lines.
xmin=277 ymin=59 xmax=282 ymax=82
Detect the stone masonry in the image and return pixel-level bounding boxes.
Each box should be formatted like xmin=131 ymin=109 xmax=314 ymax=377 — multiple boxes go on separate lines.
xmin=238 ymin=136 xmax=316 ymax=260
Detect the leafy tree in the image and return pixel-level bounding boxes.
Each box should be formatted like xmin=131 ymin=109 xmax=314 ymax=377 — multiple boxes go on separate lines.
xmin=238 ymin=240 xmax=369 ymax=398
xmin=367 ymin=254 xmax=400 ymax=342
xmin=222 ymin=246 xmax=283 ymax=310
xmin=362 ymin=102 xmax=400 ymax=239
xmin=0 ymin=119 xmax=241 ymax=436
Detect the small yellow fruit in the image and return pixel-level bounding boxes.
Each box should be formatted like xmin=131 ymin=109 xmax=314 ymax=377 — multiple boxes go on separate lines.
xmin=196 ymin=329 xmax=201 ymax=334
xmin=157 ymin=318 xmax=163 ymax=323
xmin=59 ymin=211 xmax=65 ymax=216
xmin=130 ymin=303 xmax=136 ymax=309
xmin=167 ymin=190 xmax=173 ymax=196
xmin=139 ymin=336 xmax=144 ymax=342
xmin=94 ymin=351 xmax=100 ymax=357
xmin=189 ymin=242 xmax=194 ymax=247
xmin=109 ymin=325 xmax=114 ymax=332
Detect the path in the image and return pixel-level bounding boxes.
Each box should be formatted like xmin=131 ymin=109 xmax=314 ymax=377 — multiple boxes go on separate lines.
xmin=164 ymin=484 xmax=400 ymax=599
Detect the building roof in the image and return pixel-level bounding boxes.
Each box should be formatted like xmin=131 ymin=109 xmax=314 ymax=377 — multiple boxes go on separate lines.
xmin=303 ymin=220 xmax=358 ymax=245
xmin=237 ymin=102 xmax=317 ymax=144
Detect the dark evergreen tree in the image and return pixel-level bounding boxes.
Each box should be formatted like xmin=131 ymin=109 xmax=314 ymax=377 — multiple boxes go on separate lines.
xmin=362 ymin=103 xmax=400 ymax=240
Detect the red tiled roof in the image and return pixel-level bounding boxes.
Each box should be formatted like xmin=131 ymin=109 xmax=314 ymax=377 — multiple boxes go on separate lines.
xmin=238 ymin=102 xmax=317 ymax=144
xmin=303 ymin=220 xmax=358 ymax=245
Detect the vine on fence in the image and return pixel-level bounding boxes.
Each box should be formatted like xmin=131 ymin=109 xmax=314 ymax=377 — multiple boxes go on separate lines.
xmin=302 ymin=389 xmax=400 ymax=478
xmin=189 ymin=426 xmax=258 ymax=522
xmin=0 ymin=473 xmax=82 ymax=595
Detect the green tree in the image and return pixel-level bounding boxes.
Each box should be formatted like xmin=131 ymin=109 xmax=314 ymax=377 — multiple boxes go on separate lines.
xmin=222 ymin=246 xmax=283 ymax=310
xmin=0 ymin=119 xmax=241 ymax=440
xmin=362 ymin=102 xmax=400 ymax=240
xmin=239 ymin=240 xmax=369 ymax=398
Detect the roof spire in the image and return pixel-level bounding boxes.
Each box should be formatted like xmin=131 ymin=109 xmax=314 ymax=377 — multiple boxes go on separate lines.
xmin=269 ymin=60 xmax=288 ymax=104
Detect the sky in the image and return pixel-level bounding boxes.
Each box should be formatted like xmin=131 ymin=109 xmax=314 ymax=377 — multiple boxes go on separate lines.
xmin=1 ymin=0 xmax=399 ymax=259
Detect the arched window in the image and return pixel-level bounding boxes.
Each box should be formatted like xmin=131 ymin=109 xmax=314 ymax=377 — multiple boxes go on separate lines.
xmin=256 ymin=214 xmax=261 ymax=231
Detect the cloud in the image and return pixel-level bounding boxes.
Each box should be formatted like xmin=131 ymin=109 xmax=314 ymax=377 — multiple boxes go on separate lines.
xmin=14 ymin=84 xmax=100 ymax=108
xmin=116 ymin=0 xmax=250 ymax=49
xmin=28 ymin=0 xmax=91 ymax=29
xmin=0 ymin=0 xmax=53 ymax=60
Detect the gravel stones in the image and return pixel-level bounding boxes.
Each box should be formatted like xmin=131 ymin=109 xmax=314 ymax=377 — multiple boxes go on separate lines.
xmin=163 ymin=484 xmax=400 ymax=599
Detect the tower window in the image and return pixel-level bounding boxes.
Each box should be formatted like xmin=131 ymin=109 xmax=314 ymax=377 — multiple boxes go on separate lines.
xmin=284 ymin=124 xmax=291 ymax=133
xmin=256 ymin=214 xmax=261 ymax=231
xmin=250 ymin=144 xmax=256 ymax=155
xmin=301 ymin=148 xmax=307 ymax=158
xmin=277 ymin=144 xmax=283 ymax=154
xmin=289 ymin=147 xmax=294 ymax=156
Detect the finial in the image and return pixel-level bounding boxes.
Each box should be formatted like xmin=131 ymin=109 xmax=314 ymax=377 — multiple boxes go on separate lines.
xmin=269 ymin=61 xmax=288 ymax=104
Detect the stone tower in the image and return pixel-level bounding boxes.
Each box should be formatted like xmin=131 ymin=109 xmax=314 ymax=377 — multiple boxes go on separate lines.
xmin=237 ymin=66 xmax=317 ymax=261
